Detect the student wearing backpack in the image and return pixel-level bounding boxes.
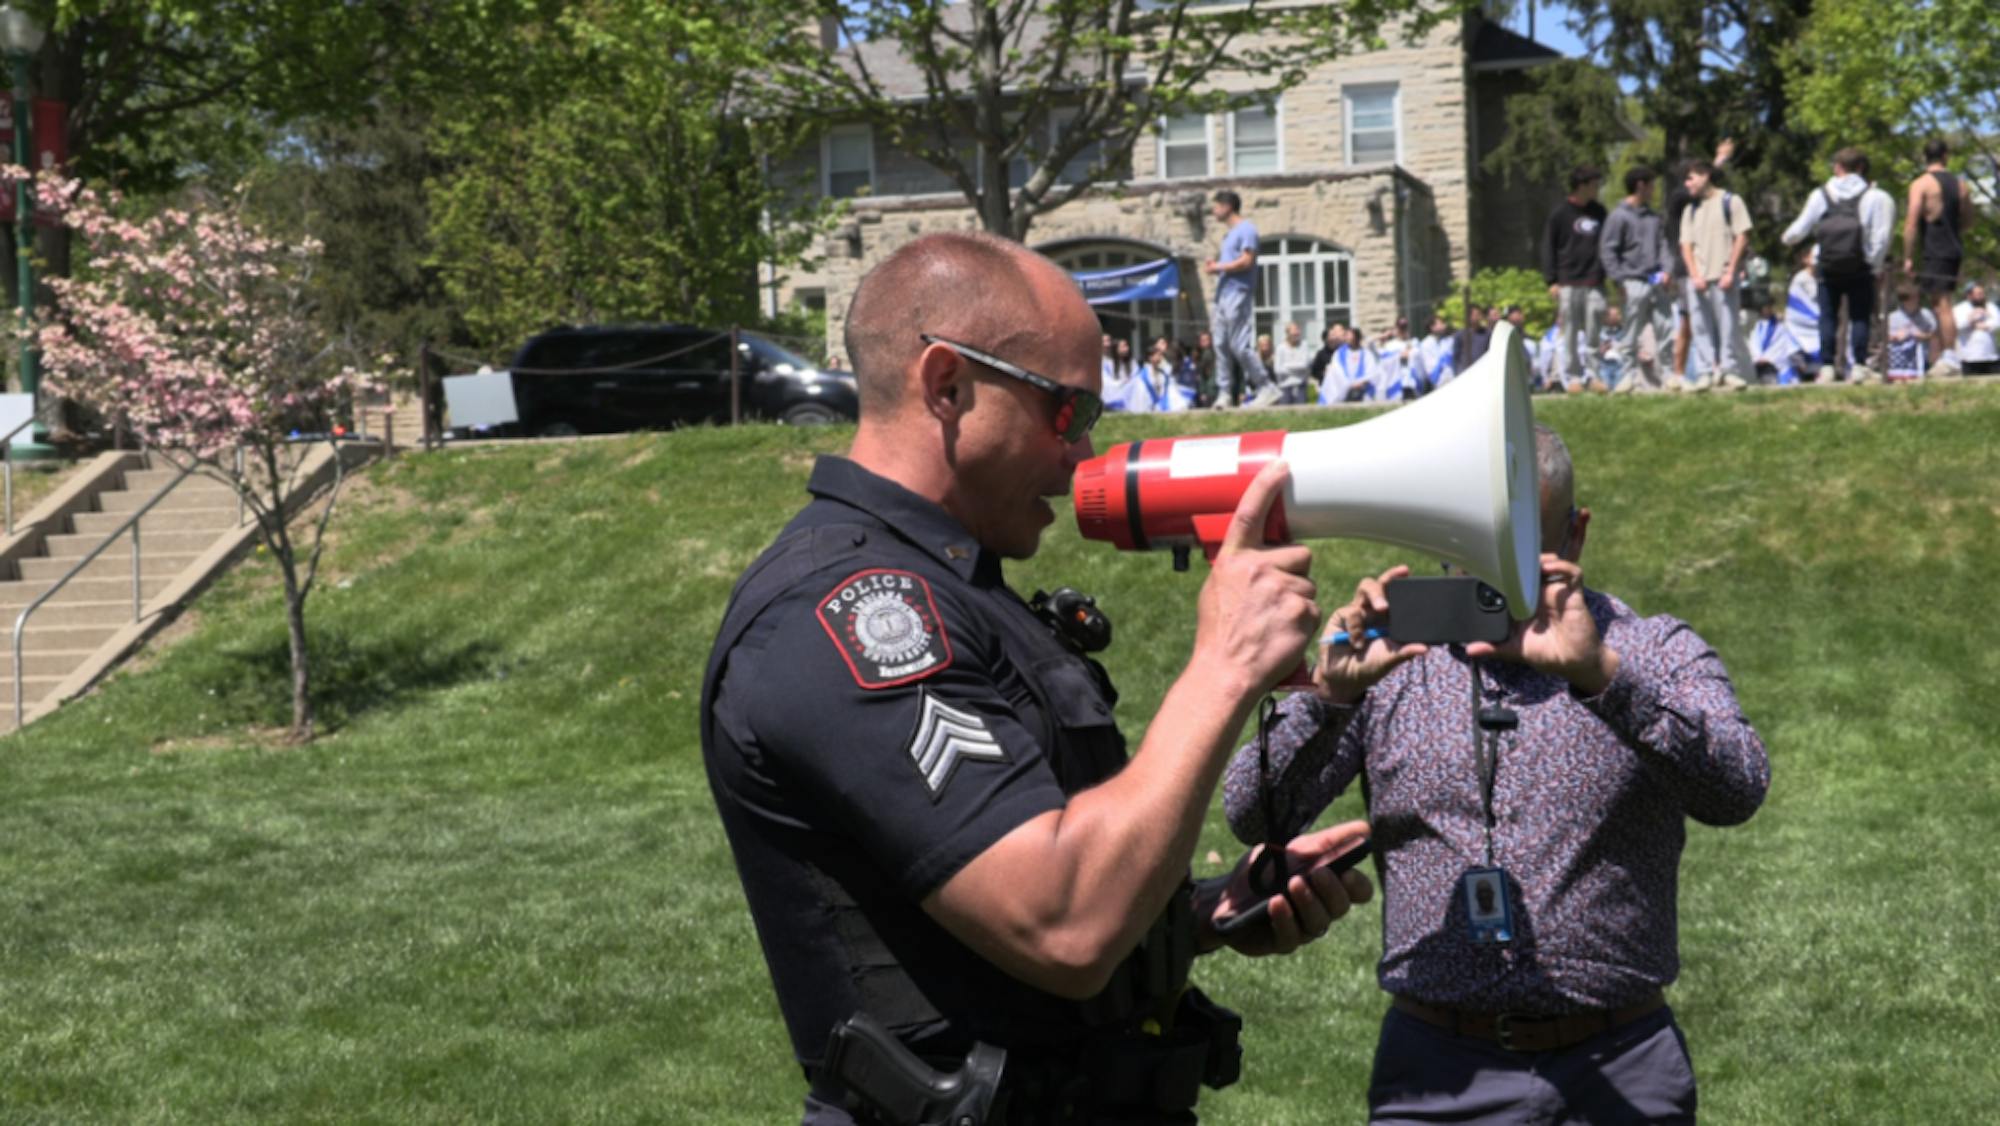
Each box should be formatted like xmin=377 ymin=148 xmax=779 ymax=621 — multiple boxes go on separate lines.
xmin=1679 ymin=161 xmax=1754 ymax=390
xmin=1782 ymin=147 xmax=1894 ymax=383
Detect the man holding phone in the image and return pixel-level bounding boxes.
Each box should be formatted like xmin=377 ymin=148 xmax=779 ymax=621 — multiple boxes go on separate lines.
xmin=1222 ymin=424 xmax=1770 ymax=1124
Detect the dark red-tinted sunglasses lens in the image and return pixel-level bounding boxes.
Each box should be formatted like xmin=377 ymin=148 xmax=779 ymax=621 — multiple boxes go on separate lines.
xmin=1059 ymin=392 xmax=1102 ymax=443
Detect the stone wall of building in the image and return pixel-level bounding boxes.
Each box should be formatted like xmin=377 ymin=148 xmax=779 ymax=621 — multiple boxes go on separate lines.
xmin=801 ymin=168 xmax=1434 ymax=359
xmin=772 ymin=13 xmax=1475 ymax=355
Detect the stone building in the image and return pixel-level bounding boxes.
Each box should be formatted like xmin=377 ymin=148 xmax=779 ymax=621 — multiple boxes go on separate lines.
xmin=772 ymin=10 xmax=1561 ymax=360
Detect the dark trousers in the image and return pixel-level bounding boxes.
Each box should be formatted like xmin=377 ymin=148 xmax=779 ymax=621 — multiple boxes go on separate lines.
xmin=1819 ymin=270 xmax=1876 ymax=370
xmin=1368 ymin=1005 xmax=1697 ymax=1125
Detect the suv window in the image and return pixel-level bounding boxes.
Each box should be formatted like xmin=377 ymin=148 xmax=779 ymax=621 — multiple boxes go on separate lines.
xmin=518 ymin=329 xmax=735 ymax=373
xmin=660 ymin=330 xmax=732 ymax=371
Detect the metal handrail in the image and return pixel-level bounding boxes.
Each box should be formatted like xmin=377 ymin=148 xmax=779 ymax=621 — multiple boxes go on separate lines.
xmin=1 ymin=396 xmax=64 ymax=536
xmin=12 ymin=461 xmax=194 ymax=728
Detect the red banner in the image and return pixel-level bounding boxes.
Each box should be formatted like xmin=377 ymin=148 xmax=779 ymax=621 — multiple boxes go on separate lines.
xmin=31 ymin=98 xmax=63 ymax=228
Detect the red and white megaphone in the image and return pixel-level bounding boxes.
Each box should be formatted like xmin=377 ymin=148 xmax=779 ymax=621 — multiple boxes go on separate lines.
xmin=1073 ymin=322 xmax=1543 ymax=661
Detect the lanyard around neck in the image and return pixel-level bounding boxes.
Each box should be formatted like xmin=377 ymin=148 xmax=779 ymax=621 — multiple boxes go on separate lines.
xmin=1467 ymin=659 xmax=1518 ymax=867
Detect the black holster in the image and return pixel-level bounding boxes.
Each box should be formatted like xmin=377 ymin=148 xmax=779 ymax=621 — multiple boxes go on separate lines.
xmin=1002 ymin=986 xmax=1243 ymax=1125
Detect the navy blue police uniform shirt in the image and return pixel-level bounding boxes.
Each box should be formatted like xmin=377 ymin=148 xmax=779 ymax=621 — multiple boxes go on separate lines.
xmin=701 ymin=455 xmax=1131 ymax=1068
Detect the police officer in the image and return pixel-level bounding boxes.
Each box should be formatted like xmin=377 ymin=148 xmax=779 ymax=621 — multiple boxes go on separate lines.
xmin=702 ymin=231 xmax=1374 ymax=1125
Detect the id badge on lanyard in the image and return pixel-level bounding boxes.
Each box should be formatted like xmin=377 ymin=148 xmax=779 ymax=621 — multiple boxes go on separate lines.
xmin=1460 ymin=866 xmax=1517 ymax=945
xmin=1465 ymin=661 xmax=1519 ymax=946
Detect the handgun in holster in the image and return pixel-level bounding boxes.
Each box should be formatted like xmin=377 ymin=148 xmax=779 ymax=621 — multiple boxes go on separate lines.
xmin=821 ymin=1013 xmax=1006 ymax=1126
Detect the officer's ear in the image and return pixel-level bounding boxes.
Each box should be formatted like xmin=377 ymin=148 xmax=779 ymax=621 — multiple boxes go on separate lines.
xmin=918 ymin=341 xmax=972 ymax=424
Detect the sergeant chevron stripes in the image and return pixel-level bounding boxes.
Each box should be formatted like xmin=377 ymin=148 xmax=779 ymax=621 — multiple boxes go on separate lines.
xmin=909 ymin=688 xmax=1005 ymax=797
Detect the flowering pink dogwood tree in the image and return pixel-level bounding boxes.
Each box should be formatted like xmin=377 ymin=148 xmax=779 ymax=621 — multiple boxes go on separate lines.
xmin=8 ymin=168 xmax=385 ymax=741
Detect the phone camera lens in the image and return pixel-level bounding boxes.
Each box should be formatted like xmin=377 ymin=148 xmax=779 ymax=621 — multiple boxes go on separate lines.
xmin=1476 ymin=583 xmax=1505 ymax=612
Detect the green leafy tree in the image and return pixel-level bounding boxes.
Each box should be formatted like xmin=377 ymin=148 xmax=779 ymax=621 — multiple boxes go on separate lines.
xmin=1437 ymin=267 xmax=1556 ymax=336
xmin=1 ymin=1 xmax=557 ymax=336
xmin=1501 ymin=1 xmax=1819 ymax=259
xmin=1786 ymin=0 xmax=2000 ymax=270
xmin=426 ymin=0 xmax=831 ymax=352
xmin=1478 ymin=59 xmax=1631 ymax=189
xmin=240 ymin=108 xmax=459 ymax=376
xmin=777 ymin=0 xmax=1453 ymax=240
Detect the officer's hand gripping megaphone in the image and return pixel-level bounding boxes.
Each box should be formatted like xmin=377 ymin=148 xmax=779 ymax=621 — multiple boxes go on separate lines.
xmin=1071 ymin=323 xmax=1543 ymax=688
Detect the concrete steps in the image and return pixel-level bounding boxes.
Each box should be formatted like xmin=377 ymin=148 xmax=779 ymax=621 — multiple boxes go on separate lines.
xmin=70 ymin=506 xmax=240 ymax=537
xmin=0 ymin=449 xmax=346 ymax=729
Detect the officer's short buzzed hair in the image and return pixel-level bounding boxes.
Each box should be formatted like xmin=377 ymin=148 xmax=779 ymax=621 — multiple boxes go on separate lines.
xmin=843 ymin=231 xmax=1050 ymax=416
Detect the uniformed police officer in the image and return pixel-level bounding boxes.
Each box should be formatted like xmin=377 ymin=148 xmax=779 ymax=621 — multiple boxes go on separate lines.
xmin=702 ymin=231 xmax=1374 ymax=1124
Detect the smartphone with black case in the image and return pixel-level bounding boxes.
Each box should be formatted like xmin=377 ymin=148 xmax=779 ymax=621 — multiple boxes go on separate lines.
xmin=1212 ymin=840 xmax=1373 ymax=939
xmin=1385 ymin=576 xmax=1513 ymax=644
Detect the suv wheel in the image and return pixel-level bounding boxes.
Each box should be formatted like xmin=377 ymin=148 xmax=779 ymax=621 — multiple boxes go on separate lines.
xmin=782 ymin=402 xmax=841 ymax=426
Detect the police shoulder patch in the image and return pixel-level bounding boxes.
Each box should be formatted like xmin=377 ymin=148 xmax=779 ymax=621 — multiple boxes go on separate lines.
xmin=816 ymin=567 xmax=955 ymax=690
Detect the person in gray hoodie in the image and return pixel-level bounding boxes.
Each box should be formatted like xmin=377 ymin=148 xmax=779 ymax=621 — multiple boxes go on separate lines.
xmin=1782 ymin=146 xmax=1894 ymax=382
xmin=1600 ymin=166 xmax=1675 ymax=392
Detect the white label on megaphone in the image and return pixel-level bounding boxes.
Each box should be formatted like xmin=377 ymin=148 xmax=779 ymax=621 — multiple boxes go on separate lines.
xmin=1168 ymin=436 xmax=1241 ymax=479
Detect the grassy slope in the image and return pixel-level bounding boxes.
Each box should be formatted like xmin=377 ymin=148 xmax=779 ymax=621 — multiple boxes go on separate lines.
xmin=2 ymin=385 xmax=1997 ymax=1123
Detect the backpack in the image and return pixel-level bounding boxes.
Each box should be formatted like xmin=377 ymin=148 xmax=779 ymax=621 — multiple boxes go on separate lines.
xmin=1816 ymin=187 xmax=1869 ymax=277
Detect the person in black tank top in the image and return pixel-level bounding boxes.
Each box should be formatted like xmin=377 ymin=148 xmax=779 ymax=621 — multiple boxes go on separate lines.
xmin=1903 ymin=139 xmax=1974 ymax=375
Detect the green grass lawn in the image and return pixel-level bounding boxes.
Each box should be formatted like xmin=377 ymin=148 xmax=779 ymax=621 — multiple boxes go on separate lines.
xmin=3 ymin=384 xmax=1998 ymax=1123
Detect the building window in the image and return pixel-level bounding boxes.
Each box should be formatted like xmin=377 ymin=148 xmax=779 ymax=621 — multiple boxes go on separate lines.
xmin=1052 ymin=108 xmax=1102 ymax=185
xmin=1344 ymin=84 xmax=1400 ymax=166
xmin=1158 ymin=113 xmax=1211 ymax=179
xmin=1253 ymin=236 xmax=1354 ymax=343
xmin=823 ymin=124 xmax=874 ymax=198
xmin=1230 ymin=101 xmax=1281 ymax=175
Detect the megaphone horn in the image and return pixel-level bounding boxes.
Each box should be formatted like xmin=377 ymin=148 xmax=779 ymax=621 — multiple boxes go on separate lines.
xmin=1072 ymin=321 xmax=1543 ymax=616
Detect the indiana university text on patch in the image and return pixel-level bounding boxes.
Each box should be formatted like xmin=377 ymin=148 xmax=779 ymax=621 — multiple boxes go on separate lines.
xmin=816 ymin=568 xmax=955 ymax=689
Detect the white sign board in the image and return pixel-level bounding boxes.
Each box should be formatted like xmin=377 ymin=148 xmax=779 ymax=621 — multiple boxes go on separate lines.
xmin=442 ymin=371 xmax=519 ymax=430
xmin=0 ymin=393 xmax=34 ymax=449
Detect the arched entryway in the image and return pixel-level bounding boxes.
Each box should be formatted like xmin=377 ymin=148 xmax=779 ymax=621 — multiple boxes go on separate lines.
xmin=1038 ymin=237 xmax=1195 ymax=354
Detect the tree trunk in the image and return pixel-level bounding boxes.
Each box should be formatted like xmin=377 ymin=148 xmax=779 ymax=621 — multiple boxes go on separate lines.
xmin=282 ymin=563 xmax=313 ymax=742
xmin=971 ymin=0 xmax=1013 ymax=237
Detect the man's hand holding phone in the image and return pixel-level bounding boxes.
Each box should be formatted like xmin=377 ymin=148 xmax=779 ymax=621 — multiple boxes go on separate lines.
xmin=1464 ymin=555 xmax=1621 ymax=694
xmin=1199 ymin=821 xmax=1374 ymax=956
xmin=1315 ymin=564 xmax=1430 ymax=705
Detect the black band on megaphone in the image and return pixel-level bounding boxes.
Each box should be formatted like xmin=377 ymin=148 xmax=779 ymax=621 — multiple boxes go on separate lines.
xmin=1124 ymin=439 xmax=1150 ymax=552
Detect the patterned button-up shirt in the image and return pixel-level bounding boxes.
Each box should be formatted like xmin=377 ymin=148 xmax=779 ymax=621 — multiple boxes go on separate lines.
xmin=1222 ymin=589 xmax=1770 ymax=1014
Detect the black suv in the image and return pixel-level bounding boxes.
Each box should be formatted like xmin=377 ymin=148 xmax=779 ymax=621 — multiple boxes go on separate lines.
xmin=500 ymin=324 xmax=856 ymax=437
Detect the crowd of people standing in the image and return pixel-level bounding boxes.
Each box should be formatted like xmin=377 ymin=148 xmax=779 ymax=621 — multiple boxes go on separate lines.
xmin=1099 ymin=142 xmax=1989 ymax=416
xmin=1543 ymin=137 xmax=1988 ymax=392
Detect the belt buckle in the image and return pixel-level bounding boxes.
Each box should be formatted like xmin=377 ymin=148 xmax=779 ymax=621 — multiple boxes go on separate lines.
xmin=1493 ymin=1012 xmax=1524 ymax=1052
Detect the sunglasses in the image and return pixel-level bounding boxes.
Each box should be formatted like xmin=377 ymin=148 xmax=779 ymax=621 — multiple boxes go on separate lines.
xmin=919 ymin=333 xmax=1103 ymax=443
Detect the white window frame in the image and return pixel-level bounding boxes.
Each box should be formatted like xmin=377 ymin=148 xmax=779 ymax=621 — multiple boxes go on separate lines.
xmin=1342 ymin=83 xmax=1402 ymax=166
xmin=1156 ymin=112 xmax=1213 ymax=180
xmin=1252 ymin=236 xmax=1355 ymax=345
xmin=1226 ymin=99 xmax=1283 ymax=176
xmin=821 ymin=123 xmax=875 ymax=198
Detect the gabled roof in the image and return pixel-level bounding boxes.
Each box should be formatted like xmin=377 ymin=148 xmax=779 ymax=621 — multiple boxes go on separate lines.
xmin=1467 ymin=19 xmax=1563 ymax=71
xmin=837 ymin=8 xmax=1100 ymax=103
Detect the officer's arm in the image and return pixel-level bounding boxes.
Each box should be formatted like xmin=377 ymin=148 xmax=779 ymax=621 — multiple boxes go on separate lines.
xmin=922 ymin=659 xmax=1259 ymax=998
xmin=923 ymin=464 xmax=1323 ymax=999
